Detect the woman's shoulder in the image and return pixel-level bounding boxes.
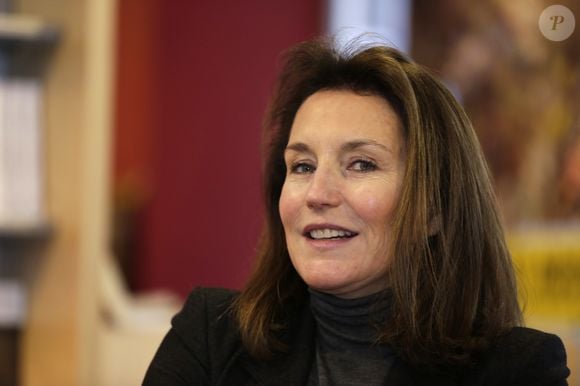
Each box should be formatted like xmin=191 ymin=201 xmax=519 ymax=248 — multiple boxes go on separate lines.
xmin=172 ymin=287 xmax=240 ymax=332
xmin=143 ymin=288 xmax=245 ymax=384
xmin=179 ymin=287 xmax=240 ymax=314
xmin=492 ymin=326 xmax=567 ymax=359
xmin=469 ymin=326 xmax=570 ymax=385
xmin=171 ymin=287 xmax=242 ymax=356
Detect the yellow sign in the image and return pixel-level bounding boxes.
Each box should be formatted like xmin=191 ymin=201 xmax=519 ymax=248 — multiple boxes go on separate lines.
xmin=509 ymin=227 xmax=580 ymax=321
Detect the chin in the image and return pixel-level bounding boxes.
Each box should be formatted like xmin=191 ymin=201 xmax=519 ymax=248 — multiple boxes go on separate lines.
xmin=300 ymin=272 xmax=353 ymax=295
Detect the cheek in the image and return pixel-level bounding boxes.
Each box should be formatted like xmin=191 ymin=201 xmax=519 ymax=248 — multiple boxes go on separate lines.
xmin=352 ymin=187 xmax=398 ymax=224
xmin=279 ymin=183 xmax=298 ymax=228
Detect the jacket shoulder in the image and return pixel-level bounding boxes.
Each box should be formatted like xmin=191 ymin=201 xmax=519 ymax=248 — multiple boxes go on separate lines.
xmin=177 ymin=287 xmax=239 ymax=319
xmin=173 ymin=286 xmax=240 ymax=335
xmin=143 ymin=287 xmax=243 ymax=385
xmin=172 ymin=288 xmax=243 ymax=375
xmin=470 ymin=327 xmax=570 ymax=385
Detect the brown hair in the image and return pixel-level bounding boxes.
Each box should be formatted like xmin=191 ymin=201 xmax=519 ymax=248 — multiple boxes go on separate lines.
xmin=232 ymin=37 xmax=522 ymax=368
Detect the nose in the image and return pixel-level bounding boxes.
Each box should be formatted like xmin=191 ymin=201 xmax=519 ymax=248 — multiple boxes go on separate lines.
xmin=305 ymin=165 xmax=341 ymax=210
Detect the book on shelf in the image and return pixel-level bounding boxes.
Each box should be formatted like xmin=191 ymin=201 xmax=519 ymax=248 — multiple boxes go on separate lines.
xmin=0 ymin=76 xmax=45 ymax=230
xmin=0 ymin=13 xmax=58 ymax=232
xmin=0 ymin=279 xmax=25 ymax=326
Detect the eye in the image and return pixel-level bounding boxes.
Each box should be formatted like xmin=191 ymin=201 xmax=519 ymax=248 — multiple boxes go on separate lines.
xmin=349 ymin=159 xmax=377 ymax=172
xmin=290 ymin=162 xmax=316 ymax=174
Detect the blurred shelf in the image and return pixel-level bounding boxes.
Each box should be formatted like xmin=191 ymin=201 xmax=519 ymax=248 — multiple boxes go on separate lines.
xmin=0 ymin=327 xmax=19 ymax=385
xmin=0 ymin=13 xmax=59 ymax=77
xmin=0 ymin=13 xmax=58 ymax=43
xmin=0 ymin=279 xmax=25 ymax=328
xmin=0 ymin=223 xmax=53 ymax=245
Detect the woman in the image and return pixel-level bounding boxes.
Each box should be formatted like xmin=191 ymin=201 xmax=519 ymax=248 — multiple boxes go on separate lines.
xmin=143 ymin=38 xmax=570 ymax=385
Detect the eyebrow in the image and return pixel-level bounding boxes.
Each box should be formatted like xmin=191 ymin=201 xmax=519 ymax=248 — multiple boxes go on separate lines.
xmin=284 ymin=139 xmax=393 ymax=155
xmin=285 ymin=142 xmax=311 ymax=154
xmin=341 ymin=139 xmax=392 ymax=154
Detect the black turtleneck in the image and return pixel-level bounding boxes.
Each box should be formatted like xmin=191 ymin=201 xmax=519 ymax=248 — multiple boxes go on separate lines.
xmin=307 ymin=289 xmax=394 ymax=386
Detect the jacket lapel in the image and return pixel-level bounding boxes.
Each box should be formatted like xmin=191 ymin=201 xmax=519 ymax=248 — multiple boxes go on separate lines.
xmin=236 ymin=301 xmax=317 ymax=386
xmin=228 ymin=299 xmax=460 ymax=386
xmin=387 ymin=357 xmax=460 ymax=386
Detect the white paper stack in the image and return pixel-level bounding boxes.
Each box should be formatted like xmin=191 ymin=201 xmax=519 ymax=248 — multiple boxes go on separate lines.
xmin=0 ymin=279 xmax=26 ymax=326
xmin=0 ymin=77 xmax=45 ymax=229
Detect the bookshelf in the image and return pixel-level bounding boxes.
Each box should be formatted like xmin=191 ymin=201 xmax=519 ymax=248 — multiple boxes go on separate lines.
xmin=6 ymin=0 xmax=116 ymax=385
xmin=0 ymin=14 xmax=57 ymax=229
xmin=0 ymin=11 xmax=58 ymax=386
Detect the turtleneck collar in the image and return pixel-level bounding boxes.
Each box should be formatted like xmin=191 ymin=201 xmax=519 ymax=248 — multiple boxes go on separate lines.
xmin=308 ymin=288 xmax=391 ymax=354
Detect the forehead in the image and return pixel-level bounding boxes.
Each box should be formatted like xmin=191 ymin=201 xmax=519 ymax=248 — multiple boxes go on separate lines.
xmin=289 ymin=89 xmax=402 ymax=148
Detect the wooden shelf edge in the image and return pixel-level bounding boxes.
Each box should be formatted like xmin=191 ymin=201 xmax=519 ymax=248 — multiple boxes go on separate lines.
xmin=0 ymin=223 xmax=53 ymax=243
xmin=0 ymin=13 xmax=59 ymax=43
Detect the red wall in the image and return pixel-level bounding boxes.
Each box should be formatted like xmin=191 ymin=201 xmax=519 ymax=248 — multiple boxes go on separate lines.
xmin=114 ymin=1 xmax=322 ymax=297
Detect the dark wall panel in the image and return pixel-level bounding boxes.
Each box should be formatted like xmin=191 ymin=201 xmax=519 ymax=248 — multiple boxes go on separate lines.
xmin=115 ymin=0 xmax=322 ymax=296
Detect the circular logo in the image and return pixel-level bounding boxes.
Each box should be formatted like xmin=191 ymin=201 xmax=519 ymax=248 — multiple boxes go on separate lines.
xmin=539 ymin=5 xmax=575 ymax=41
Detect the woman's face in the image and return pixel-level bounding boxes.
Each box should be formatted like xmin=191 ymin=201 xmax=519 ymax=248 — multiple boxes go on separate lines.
xmin=279 ymin=89 xmax=406 ymax=299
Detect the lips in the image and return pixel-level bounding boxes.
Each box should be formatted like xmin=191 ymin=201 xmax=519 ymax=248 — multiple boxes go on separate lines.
xmin=303 ymin=224 xmax=358 ymax=240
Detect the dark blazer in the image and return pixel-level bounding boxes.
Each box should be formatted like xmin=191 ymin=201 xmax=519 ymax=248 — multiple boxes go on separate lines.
xmin=143 ymin=288 xmax=570 ymax=386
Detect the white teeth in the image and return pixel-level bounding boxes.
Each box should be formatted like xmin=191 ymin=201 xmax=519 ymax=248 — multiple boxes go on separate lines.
xmin=309 ymin=229 xmax=354 ymax=239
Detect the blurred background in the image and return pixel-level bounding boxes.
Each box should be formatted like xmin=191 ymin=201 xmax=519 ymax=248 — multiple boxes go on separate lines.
xmin=0 ymin=0 xmax=578 ymax=385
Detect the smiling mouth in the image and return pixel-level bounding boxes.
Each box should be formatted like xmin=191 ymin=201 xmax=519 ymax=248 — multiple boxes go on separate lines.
xmin=305 ymin=228 xmax=358 ymax=240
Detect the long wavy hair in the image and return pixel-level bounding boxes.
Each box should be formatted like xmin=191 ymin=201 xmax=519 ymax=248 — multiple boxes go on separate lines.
xmin=232 ymin=37 xmax=522 ymax=368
